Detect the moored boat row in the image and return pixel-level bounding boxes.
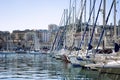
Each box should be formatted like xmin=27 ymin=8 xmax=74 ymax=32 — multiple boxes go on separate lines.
xmin=49 ymin=0 xmax=120 ymax=71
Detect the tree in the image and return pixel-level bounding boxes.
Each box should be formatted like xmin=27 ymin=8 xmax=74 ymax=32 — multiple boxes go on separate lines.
xmin=11 ymin=34 xmax=16 ymax=44
xmin=0 ymin=38 xmax=4 ymax=50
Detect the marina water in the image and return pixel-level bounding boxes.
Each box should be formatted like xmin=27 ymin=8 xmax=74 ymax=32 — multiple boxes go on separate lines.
xmin=0 ymin=53 xmax=119 ymax=80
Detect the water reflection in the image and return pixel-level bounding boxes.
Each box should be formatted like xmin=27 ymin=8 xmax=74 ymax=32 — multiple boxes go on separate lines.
xmin=0 ymin=53 xmax=119 ymax=80
xmin=98 ymin=68 xmax=120 ymax=80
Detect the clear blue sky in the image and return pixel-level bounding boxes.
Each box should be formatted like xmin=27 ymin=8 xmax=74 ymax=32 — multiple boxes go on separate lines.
xmin=0 ymin=0 xmax=120 ymax=32
xmin=0 ymin=0 xmax=69 ymax=32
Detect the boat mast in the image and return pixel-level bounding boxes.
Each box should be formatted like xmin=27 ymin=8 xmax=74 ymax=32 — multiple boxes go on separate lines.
xmin=64 ymin=9 xmax=66 ymax=48
xmin=93 ymin=0 xmax=95 ymax=24
xmin=68 ymin=0 xmax=71 ymax=48
xmin=84 ymin=0 xmax=86 ymax=23
xmin=74 ymin=0 xmax=76 ymax=30
xmin=89 ymin=0 xmax=91 ymax=47
xmin=71 ymin=6 xmax=75 ymax=47
xmin=84 ymin=0 xmax=86 ymax=47
xmin=81 ymin=0 xmax=83 ymax=41
xmin=92 ymin=0 xmax=95 ymax=46
xmin=74 ymin=0 xmax=77 ymax=47
xmin=103 ymin=0 xmax=106 ymax=49
xmin=114 ymin=0 xmax=116 ymax=42
xmin=69 ymin=0 xmax=71 ymax=25
xmin=72 ymin=0 xmax=77 ymax=47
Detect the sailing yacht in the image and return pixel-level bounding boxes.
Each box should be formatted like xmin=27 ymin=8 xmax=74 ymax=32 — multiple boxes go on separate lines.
xmin=85 ymin=0 xmax=120 ymax=69
xmin=29 ymin=32 xmax=41 ymax=54
xmin=69 ymin=0 xmax=96 ymax=66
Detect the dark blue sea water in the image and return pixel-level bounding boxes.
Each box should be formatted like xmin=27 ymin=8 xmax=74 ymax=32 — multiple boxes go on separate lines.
xmin=0 ymin=53 xmax=119 ymax=80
